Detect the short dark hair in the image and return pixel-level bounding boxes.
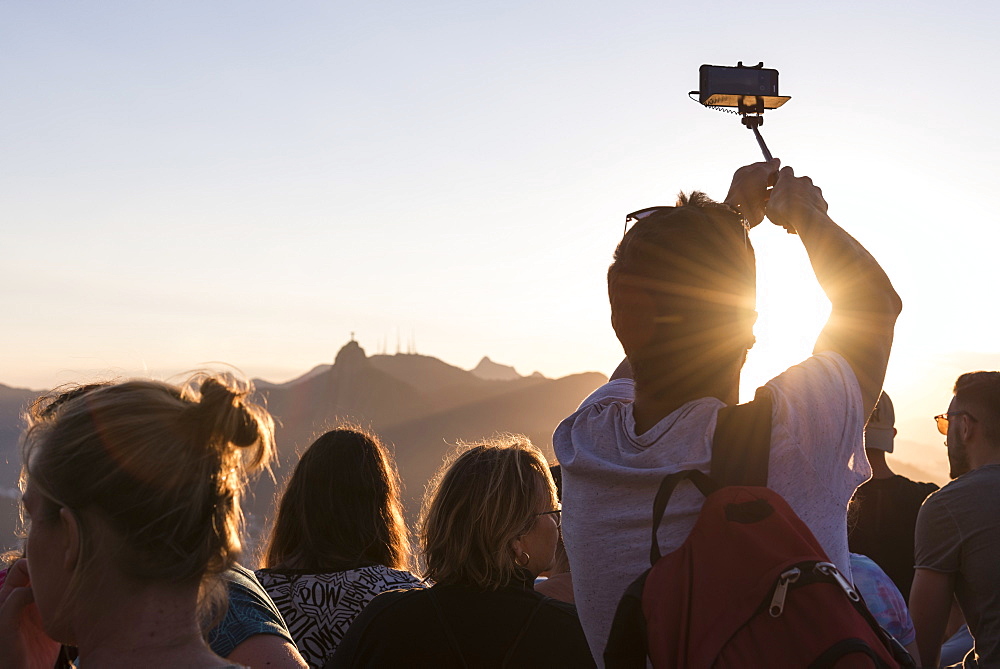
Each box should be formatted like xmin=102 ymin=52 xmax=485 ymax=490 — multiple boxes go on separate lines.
xmin=609 ymin=193 xmax=755 ymax=315
xmin=608 ymin=193 xmax=757 ymax=389
xmin=262 ymin=426 xmax=411 ymax=572
xmin=954 ymin=371 xmax=1000 ymax=444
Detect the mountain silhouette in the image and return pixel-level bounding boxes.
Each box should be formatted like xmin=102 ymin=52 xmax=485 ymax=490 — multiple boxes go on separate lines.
xmin=0 ymin=383 xmax=46 ymax=551
xmin=470 ymin=356 xmax=524 ymax=381
xmin=381 ymin=371 xmax=602 ymax=515
xmin=0 ymin=343 xmax=606 ymax=554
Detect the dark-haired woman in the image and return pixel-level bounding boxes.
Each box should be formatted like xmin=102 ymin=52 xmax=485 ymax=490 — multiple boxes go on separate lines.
xmin=256 ymin=427 xmax=423 ymax=668
xmin=328 ymin=436 xmax=595 ymax=668
xmin=0 ymin=374 xmax=279 ymax=668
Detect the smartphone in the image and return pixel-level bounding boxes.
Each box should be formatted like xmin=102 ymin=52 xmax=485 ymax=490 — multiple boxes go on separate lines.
xmin=698 ymin=64 xmax=786 ymax=109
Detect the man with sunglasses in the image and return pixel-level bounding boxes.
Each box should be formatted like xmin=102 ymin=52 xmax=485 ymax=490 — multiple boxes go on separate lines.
xmin=911 ymin=372 xmax=1000 ymax=669
xmin=553 ymin=159 xmax=902 ymax=664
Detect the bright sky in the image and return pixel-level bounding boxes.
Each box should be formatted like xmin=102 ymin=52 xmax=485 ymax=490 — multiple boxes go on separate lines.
xmin=3 ymin=1 xmax=998 ymax=482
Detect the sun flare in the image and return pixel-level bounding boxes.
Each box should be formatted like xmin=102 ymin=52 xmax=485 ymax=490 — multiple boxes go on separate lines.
xmin=739 ymin=229 xmax=831 ymax=399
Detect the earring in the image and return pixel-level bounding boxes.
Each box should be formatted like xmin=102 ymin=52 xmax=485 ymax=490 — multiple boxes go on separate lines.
xmin=516 ymin=551 xmax=530 ymax=567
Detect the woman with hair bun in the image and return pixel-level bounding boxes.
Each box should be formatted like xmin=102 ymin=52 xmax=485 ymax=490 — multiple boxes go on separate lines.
xmin=0 ymin=374 xmax=276 ymax=668
xmin=256 ymin=426 xmax=423 ymax=668
xmin=329 ymin=435 xmax=595 ymax=668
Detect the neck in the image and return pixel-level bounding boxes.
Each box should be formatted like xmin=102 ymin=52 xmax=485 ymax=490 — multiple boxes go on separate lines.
xmin=971 ymin=442 xmax=1000 ymax=470
xmin=72 ymin=576 xmax=222 ymax=668
xmin=627 ymin=345 xmax=747 ymax=435
xmin=633 ymin=375 xmax=739 ymax=436
xmin=865 ymin=449 xmax=895 ymax=479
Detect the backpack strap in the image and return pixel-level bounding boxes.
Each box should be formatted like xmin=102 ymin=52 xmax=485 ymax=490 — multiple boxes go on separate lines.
xmin=649 ymin=470 xmax=718 ymax=565
xmin=710 ymin=386 xmax=773 ymax=488
xmin=647 ymin=386 xmax=774 ymax=566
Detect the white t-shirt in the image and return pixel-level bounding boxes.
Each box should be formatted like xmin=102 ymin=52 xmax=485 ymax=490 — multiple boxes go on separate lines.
xmin=553 ymin=351 xmax=870 ymax=665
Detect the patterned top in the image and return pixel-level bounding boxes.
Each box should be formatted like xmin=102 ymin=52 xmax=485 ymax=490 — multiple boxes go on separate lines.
xmin=255 ymin=564 xmax=424 ymax=668
xmin=849 ymin=553 xmax=915 ymax=646
xmin=207 ymin=564 xmax=297 ymax=658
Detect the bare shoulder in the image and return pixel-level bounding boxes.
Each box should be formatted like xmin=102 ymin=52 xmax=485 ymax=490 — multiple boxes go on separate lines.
xmin=226 ymin=634 xmax=308 ymax=669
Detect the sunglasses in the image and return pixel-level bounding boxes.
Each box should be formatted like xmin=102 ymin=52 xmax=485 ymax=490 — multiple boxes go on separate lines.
xmin=624 ymin=204 xmax=749 ymax=246
xmin=934 ymin=411 xmax=977 ymax=435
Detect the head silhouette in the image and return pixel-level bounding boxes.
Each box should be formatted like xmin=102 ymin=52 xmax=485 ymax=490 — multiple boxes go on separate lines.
xmin=21 ymin=374 xmax=274 ymax=636
xmin=609 ymin=193 xmax=756 ymax=399
xmin=263 ymin=425 xmax=411 ymax=572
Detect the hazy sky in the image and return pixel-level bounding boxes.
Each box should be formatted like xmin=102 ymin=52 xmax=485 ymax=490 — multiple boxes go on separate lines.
xmin=3 ymin=1 xmax=998 ymax=481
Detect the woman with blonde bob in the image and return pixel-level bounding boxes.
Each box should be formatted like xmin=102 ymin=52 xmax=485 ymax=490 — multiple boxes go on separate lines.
xmin=329 ymin=435 xmax=594 ymax=668
xmin=0 ymin=374 xmax=277 ymax=668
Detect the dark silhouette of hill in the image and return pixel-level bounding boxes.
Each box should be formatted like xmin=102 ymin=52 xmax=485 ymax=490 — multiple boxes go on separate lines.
xmin=381 ymin=372 xmax=604 ymax=515
xmin=0 ymin=384 xmax=39 ymax=460
xmin=256 ymin=341 xmax=435 ymax=452
xmin=370 ymin=351 xmax=479 ymax=393
xmin=471 ymin=356 xmax=523 ymax=381
xmin=0 ymin=384 xmax=44 ymax=551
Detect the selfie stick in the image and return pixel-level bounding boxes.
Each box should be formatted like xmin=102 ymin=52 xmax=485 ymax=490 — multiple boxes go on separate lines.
xmin=742 ymin=117 xmax=772 ymax=161
xmin=739 ymin=99 xmax=773 ymax=162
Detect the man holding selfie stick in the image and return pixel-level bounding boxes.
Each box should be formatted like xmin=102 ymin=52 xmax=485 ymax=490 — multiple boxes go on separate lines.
xmin=554 ymin=159 xmax=902 ymax=664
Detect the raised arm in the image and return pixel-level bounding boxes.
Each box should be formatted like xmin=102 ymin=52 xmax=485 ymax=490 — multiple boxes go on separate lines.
xmin=765 ymin=167 xmax=901 ymax=417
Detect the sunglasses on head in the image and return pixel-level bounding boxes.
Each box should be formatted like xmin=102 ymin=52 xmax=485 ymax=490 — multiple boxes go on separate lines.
xmin=623 ymin=204 xmax=748 ymax=246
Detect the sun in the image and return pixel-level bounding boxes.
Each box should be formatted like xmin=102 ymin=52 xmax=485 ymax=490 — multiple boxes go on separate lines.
xmin=739 ymin=228 xmax=831 ymax=399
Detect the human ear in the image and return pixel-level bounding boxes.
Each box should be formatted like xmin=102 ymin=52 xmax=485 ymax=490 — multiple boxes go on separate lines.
xmin=58 ymin=508 xmax=80 ymax=572
xmin=956 ymin=412 xmax=973 ymax=439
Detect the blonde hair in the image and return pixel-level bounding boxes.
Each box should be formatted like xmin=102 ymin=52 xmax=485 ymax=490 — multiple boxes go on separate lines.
xmin=419 ymin=435 xmax=556 ymax=589
xmin=21 ymin=373 xmax=274 ymax=606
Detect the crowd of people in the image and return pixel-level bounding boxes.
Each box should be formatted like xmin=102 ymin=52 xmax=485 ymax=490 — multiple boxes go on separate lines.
xmin=1 ymin=159 xmax=998 ymax=668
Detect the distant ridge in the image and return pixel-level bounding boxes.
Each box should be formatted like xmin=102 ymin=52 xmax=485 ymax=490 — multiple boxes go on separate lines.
xmin=471 ymin=356 xmax=522 ymax=381
xmin=0 ymin=383 xmax=43 ymax=551
xmin=254 ymin=363 xmax=331 ymax=389
xmin=0 ymin=342 xmax=606 ymax=551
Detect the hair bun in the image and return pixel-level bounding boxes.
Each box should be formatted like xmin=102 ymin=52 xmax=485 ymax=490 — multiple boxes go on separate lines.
xmin=182 ymin=375 xmax=274 ymax=471
xmin=23 ymin=373 xmax=276 ymax=588
xmin=197 ymin=377 xmax=260 ymax=448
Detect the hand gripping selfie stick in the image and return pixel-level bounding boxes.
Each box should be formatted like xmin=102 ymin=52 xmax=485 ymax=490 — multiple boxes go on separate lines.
xmin=692 ymin=62 xmax=790 ymax=161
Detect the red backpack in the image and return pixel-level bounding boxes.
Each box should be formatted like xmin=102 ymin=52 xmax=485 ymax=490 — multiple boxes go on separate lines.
xmin=604 ymin=389 xmax=913 ymax=669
